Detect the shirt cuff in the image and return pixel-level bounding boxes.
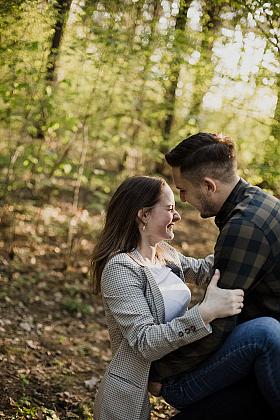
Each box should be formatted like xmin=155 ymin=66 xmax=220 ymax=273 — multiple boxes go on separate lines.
xmin=192 ymin=303 xmax=212 ymax=333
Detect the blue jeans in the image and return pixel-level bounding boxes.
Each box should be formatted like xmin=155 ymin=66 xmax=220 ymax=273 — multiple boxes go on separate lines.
xmin=161 ymin=317 xmax=280 ymax=415
xmin=170 ymin=374 xmax=277 ymax=419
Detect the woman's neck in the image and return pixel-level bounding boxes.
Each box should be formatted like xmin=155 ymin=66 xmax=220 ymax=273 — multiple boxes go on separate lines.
xmin=137 ymin=244 xmax=157 ymax=264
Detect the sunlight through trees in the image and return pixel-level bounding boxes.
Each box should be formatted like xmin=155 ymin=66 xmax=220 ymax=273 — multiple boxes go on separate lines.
xmin=0 ymin=0 xmax=279 ymax=209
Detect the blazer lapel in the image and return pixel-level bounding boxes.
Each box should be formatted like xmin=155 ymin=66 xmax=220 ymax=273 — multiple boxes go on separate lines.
xmin=130 ymin=249 xmax=165 ymax=325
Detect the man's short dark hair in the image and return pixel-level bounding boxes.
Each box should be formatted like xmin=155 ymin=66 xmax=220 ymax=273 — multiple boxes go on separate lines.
xmin=165 ymin=132 xmax=237 ymax=184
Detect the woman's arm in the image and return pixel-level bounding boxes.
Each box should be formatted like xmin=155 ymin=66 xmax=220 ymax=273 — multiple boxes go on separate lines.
xmin=160 ymin=241 xmax=214 ymax=285
xmin=101 ymin=256 xmax=243 ymax=363
xmin=102 ymin=257 xmax=211 ymax=362
xmin=179 ymin=253 xmax=214 ymax=285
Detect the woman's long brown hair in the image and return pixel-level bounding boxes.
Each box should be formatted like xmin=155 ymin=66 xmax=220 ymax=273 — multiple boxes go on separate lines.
xmin=90 ymin=176 xmax=166 ymax=295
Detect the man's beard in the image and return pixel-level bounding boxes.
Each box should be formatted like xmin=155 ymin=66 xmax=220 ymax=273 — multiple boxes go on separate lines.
xmin=196 ymin=192 xmax=217 ymax=219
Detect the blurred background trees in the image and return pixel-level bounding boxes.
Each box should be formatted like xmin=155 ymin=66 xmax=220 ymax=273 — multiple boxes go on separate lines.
xmin=1 ymin=3 xmax=279 ymax=416
xmin=1 ymin=0 xmax=280 ymax=211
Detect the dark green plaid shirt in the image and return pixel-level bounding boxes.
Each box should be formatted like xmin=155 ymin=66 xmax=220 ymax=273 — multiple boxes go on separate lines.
xmin=150 ymin=178 xmax=280 ymax=382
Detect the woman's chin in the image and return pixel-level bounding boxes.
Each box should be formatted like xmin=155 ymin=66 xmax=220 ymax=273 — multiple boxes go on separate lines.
xmin=166 ymin=231 xmax=174 ymax=240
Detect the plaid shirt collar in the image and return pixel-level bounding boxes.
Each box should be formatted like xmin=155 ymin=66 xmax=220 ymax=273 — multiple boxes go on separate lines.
xmin=215 ymin=178 xmax=249 ymax=231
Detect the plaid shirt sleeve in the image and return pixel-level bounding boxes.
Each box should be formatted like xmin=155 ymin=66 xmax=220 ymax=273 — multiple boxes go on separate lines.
xmin=150 ymin=218 xmax=271 ymax=382
xmin=214 ymin=218 xmax=270 ymax=290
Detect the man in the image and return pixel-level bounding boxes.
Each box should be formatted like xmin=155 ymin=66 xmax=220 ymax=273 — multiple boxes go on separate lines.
xmin=149 ymin=132 xmax=280 ymax=382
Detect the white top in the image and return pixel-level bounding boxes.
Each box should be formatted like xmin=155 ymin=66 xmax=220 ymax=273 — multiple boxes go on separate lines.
xmin=145 ymin=259 xmax=191 ymax=323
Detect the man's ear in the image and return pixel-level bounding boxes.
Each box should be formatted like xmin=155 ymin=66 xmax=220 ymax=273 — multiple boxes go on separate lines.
xmin=204 ymin=178 xmax=217 ymax=195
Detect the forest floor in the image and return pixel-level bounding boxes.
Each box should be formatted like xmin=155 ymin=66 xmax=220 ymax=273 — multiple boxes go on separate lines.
xmin=0 ymin=196 xmax=218 ymax=419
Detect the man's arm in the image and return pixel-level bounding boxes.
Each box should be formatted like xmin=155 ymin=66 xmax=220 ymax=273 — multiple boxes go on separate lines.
xmin=214 ymin=219 xmax=270 ymax=290
xmin=150 ymin=219 xmax=271 ymax=382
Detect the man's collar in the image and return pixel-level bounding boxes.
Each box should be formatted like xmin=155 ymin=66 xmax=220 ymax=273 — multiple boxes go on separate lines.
xmin=215 ymin=178 xmax=248 ymax=230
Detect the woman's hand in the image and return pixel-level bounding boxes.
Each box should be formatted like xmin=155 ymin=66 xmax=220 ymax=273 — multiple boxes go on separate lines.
xmin=199 ymin=269 xmax=244 ymax=325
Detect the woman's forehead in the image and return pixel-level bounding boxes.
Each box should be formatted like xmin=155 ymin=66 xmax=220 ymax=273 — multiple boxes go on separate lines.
xmin=160 ymin=185 xmax=174 ymax=202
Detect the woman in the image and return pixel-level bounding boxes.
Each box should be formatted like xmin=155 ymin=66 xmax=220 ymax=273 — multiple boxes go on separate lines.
xmin=91 ymin=176 xmax=280 ymax=420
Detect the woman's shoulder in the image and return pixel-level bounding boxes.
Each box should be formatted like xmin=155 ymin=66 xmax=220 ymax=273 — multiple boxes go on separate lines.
xmin=101 ymin=252 xmax=146 ymax=292
xmin=158 ymin=241 xmax=180 ymax=260
xmin=104 ymin=251 xmax=144 ymax=271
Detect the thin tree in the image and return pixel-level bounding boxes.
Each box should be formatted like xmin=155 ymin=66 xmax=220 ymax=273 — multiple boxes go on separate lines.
xmin=233 ymin=0 xmax=280 ymax=190
xmin=188 ymin=1 xmax=226 ymax=125
xmin=45 ymin=0 xmax=72 ymax=82
xmin=156 ymin=0 xmax=192 ymax=174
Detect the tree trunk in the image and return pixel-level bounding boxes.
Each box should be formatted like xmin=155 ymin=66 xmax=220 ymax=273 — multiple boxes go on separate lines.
xmin=45 ymin=0 xmax=72 ymax=82
xmin=270 ymin=72 xmax=280 ymax=143
xmin=188 ymin=2 xmax=224 ymax=126
xmin=65 ymin=125 xmax=89 ymax=268
xmin=262 ymin=71 xmax=280 ymax=191
xmin=156 ymin=0 xmax=192 ymax=175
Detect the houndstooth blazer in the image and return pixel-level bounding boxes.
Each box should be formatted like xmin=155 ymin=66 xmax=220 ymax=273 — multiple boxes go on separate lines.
xmin=93 ymin=242 xmax=214 ymax=420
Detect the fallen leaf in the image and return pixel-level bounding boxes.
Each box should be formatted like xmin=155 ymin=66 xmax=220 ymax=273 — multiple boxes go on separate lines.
xmin=84 ymin=377 xmax=98 ymax=390
xmin=56 ymin=391 xmax=74 ymax=402
xmin=26 ymin=340 xmax=39 ymax=349
xmin=35 ymin=410 xmax=44 ymax=420
xmin=20 ymin=322 xmax=32 ymax=332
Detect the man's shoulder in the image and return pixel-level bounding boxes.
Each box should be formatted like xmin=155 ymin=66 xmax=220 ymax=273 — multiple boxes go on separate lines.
xmin=237 ymin=184 xmax=280 ymax=215
xmin=244 ymin=183 xmax=280 ymax=205
xmin=228 ymin=184 xmax=280 ymax=238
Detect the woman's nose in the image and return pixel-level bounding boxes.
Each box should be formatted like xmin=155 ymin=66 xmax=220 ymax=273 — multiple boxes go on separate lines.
xmin=173 ymin=211 xmax=181 ymax=222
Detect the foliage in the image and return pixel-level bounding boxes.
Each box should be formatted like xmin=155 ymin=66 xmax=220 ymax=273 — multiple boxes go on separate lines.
xmin=1 ymin=4 xmax=279 ymax=418
xmin=0 ymin=0 xmax=279 ymax=201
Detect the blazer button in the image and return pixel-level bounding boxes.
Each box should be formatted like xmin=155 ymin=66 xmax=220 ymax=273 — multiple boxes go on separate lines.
xmin=190 ymin=326 xmax=196 ymax=332
xmin=185 ymin=328 xmax=190 ymax=334
xmin=179 ymin=331 xmax=184 ymax=337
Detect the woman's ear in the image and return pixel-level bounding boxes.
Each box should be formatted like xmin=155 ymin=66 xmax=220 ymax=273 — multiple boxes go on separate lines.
xmin=138 ymin=208 xmax=148 ymax=223
xmin=137 ymin=208 xmax=145 ymax=223
xmin=204 ymin=177 xmax=217 ymax=195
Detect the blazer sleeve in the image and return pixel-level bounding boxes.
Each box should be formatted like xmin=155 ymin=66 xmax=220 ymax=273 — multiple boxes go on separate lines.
xmin=101 ymin=256 xmax=212 ymax=363
xmin=178 ymin=252 xmax=214 ymax=285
